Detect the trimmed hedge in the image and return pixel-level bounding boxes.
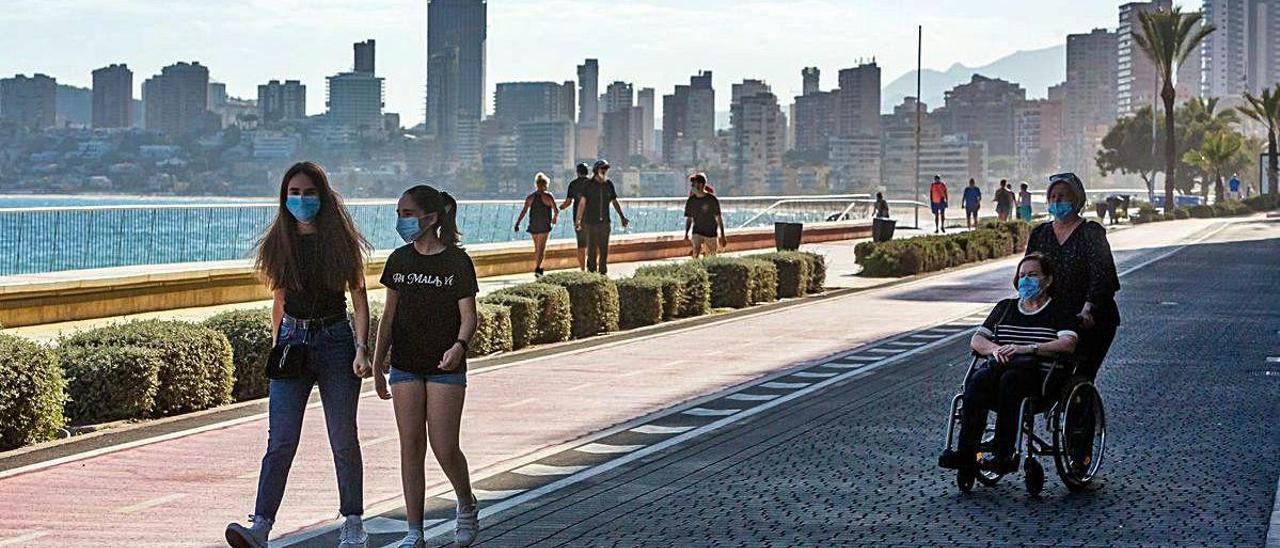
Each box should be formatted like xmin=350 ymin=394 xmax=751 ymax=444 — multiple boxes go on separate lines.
xmin=1188 ymin=204 xmax=1215 ymax=218
xmin=493 ymin=282 xmax=573 ymax=344
xmin=202 ymin=309 xmax=272 ymax=401
xmin=60 ymin=320 xmax=234 ymax=417
xmin=635 ymin=263 xmax=712 ymax=317
xmin=695 ymin=257 xmax=753 ymax=309
xmin=1243 ymin=194 xmax=1280 ymax=211
xmin=479 ymin=293 xmax=538 ymax=350
xmin=0 ymin=333 xmax=67 ymax=451
xmin=979 ymin=221 xmax=1031 ymax=252
xmin=541 ymin=272 xmax=620 ymax=338
xmin=743 ymin=258 xmax=779 ymax=303
xmin=60 ymin=346 xmax=160 ymax=424
xmin=798 ymin=251 xmax=826 ymax=293
xmin=616 ymin=277 xmax=665 ymax=329
xmin=471 ymin=303 xmax=514 ymax=357
xmin=749 ymin=252 xmax=811 ymax=298
xmin=650 ymin=276 xmax=684 ymax=320
xmin=857 ymin=228 xmax=1013 ymax=277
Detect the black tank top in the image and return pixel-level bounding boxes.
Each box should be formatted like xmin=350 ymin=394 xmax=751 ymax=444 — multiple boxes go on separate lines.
xmin=528 ymin=191 xmax=552 ymax=227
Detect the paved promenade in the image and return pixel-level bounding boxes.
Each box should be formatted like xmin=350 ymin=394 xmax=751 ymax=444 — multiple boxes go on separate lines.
xmin=0 ymin=216 xmax=1269 ymax=547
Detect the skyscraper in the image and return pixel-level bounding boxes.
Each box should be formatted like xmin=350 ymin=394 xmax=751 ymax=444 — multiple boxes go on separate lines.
xmin=1063 ymin=28 xmax=1118 ymax=176
xmin=577 ymin=59 xmax=599 ymax=129
xmin=494 ymin=82 xmax=573 ymax=130
xmin=836 ymin=61 xmax=881 ymax=137
xmin=1203 ymin=0 xmax=1280 ymax=98
xmin=142 ymin=62 xmax=212 ymax=136
xmin=258 ymin=79 xmax=307 ymax=124
xmin=933 ymin=74 xmax=1026 ymax=157
xmin=327 ymin=40 xmax=385 ymax=131
xmin=0 ymin=74 xmax=57 ymax=130
xmin=92 ymin=64 xmax=133 ymax=129
xmin=802 ymin=67 xmax=821 ymax=96
xmin=354 ymin=39 xmax=376 ymax=74
xmin=603 ymin=81 xmax=634 ymax=114
xmin=427 ymin=0 xmax=486 ymax=166
xmin=661 ymin=71 xmax=715 ymax=167
xmin=731 ymin=79 xmax=786 ymax=194
xmin=637 ymin=87 xmax=656 ymax=160
xmin=1118 ymin=0 xmax=1201 ymax=116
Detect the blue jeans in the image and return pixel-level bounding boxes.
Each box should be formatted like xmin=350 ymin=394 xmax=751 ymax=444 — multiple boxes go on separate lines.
xmin=254 ymin=314 xmax=363 ymax=520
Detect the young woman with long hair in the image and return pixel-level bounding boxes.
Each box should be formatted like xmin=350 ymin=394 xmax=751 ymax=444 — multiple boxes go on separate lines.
xmin=226 ymin=161 xmax=374 ymax=548
xmin=372 ymin=185 xmax=480 ymax=548
xmin=514 ymin=172 xmax=558 ymax=276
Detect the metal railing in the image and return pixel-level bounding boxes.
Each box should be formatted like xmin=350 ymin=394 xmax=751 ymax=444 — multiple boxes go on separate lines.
xmin=0 ymin=194 xmax=907 ymax=276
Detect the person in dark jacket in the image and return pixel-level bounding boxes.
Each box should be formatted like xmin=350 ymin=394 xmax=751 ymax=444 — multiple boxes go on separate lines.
xmin=1025 ymin=172 xmax=1120 ymax=380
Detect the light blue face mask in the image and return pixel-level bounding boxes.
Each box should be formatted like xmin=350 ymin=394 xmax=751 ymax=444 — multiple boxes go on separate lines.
xmin=285 ymin=195 xmax=321 ymax=223
xmin=396 ymin=216 xmax=423 ymax=243
xmin=1017 ymin=275 xmax=1042 ymax=301
xmin=1047 ymin=201 xmax=1074 ymax=221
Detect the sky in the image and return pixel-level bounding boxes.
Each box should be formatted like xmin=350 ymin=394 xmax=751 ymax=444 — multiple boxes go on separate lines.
xmin=0 ymin=0 xmax=1177 ymax=127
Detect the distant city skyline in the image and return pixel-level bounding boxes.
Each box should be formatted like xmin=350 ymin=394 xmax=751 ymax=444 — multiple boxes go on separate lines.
xmin=1 ymin=0 xmax=1196 ymax=126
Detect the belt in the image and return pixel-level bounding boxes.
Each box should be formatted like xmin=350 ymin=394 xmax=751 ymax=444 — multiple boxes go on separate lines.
xmin=286 ymin=313 xmax=348 ymax=330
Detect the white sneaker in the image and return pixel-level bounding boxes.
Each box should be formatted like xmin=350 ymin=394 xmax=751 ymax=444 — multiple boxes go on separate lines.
xmin=338 ymin=516 xmax=368 ymax=548
xmin=396 ymin=533 xmax=425 ymax=548
xmin=225 ymin=515 xmax=271 ymax=548
xmin=455 ymin=495 xmax=479 ymax=546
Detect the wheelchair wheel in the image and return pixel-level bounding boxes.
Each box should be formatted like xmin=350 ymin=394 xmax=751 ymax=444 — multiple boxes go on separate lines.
xmin=1053 ymin=378 xmax=1106 ymax=492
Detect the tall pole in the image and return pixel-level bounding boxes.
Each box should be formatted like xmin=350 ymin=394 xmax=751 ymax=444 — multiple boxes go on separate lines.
xmin=914 ymin=25 xmax=922 ymax=229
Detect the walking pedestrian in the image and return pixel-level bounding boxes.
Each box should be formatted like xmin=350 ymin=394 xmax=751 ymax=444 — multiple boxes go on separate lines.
xmin=929 ymin=175 xmax=949 ymax=233
xmin=227 ymin=161 xmax=373 ymax=548
xmin=372 ymin=185 xmax=481 ymax=548
xmin=962 ymin=178 xmax=982 ymax=229
xmin=558 ymin=163 xmax=591 ymax=270
xmin=684 ymin=173 xmax=726 ymax=258
xmin=873 ymin=191 xmax=891 ymax=219
xmin=994 ymin=179 xmax=1014 ymax=222
xmin=514 ymin=172 xmax=558 ymax=277
xmin=1017 ymin=182 xmax=1033 ymax=222
xmin=574 ymin=160 xmax=630 ymax=274
xmin=1228 ymin=173 xmax=1241 ymax=201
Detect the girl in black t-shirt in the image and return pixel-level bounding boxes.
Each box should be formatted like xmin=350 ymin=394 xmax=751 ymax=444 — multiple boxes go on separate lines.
xmin=514 ymin=172 xmax=559 ymax=277
xmin=373 ymin=185 xmax=481 ymax=548
xmin=227 ymin=161 xmax=374 ymax=548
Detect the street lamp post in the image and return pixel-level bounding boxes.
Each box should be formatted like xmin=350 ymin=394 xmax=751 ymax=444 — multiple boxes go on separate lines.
xmin=914 ymin=25 xmax=922 ymax=230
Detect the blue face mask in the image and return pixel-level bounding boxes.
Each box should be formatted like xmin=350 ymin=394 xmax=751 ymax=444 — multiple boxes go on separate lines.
xmin=1017 ymin=275 xmax=1042 ymax=301
xmin=285 ymin=195 xmax=321 ymax=223
xmin=396 ymin=216 xmax=423 ymax=243
xmin=1047 ymin=201 xmax=1074 ymax=220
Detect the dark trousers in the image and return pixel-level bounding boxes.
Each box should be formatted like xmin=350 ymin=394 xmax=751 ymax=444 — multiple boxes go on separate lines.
xmin=1076 ymin=324 xmax=1117 ymax=380
xmin=583 ymin=222 xmax=612 ymax=274
xmin=959 ymin=361 xmax=1062 ymax=458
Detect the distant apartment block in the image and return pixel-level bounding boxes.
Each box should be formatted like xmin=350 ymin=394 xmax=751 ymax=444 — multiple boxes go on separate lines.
xmin=516 ymin=119 xmax=575 ymax=182
xmin=426 ymin=0 xmax=486 ymax=167
xmin=92 ymin=64 xmax=133 ymax=129
xmin=1 ymin=73 xmax=57 ymax=130
xmin=662 ymin=71 xmax=716 ymax=167
xmin=934 ymin=74 xmax=1026 ymax=157
xmin=730 ymin=79 xmax=786 ymax=194
xmin=1118 ymin=0 xmax=1200 ymax=116
xmin=494 ymin=81 xmax=574 ymax=131
xmin=1014 ymin=95 xmax=1065 ymax=179
xmin=1202 ymin=0 xmax=1280 ymax=98
xmin=327 ymin=40 xmax=385 ymax=131
xmin=637 ymin=87 xmax=656 ymax=160
xmin=142 ymin=62 xmax=213 ymax=136
xmin=258 ymin=80 xmax=307 ymax=124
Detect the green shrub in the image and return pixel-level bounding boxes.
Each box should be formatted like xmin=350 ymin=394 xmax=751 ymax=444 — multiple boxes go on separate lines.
xmin=798 ymin=252 xmax=826 ymax=293
xmin=60 ymin=320 xmax=234 ymax=417
xmin=540 ymin=271 xmax=620 ymax=338
xmin=1243 ymin=194 xmax=1280 ymax=211
xmin=0 ymin=334 xmax=66 ymax=451
xmin=857 ymin=229 xmax=1012 ymax=277
xmin=1188 ymin=204 xmax=1215 ymax=218
xmin=60 ymin=346 xmax=160 ymax=424
xmin=471 ymin=303 xmax=514 ymax=357
xmin=695 ymin=257 xmax=753 ymax=308
xmin=635 ymin=263 xmax=711 ymax=317
xmin=479 ymin=293 xmax=538 ymax=350
xmin=616 ymin=277 xmax=665 ymax=329
xmin=493 ymin=282 xmax=573 ymax=344
xmin=743 ymin=258 xmax=779 ymax=303
xmin=1221 ymin=201 xmax=1251 ymax=216
xmin=979 ymin=221 xmax=1030 ymax=252
xmin=649 ymin=276 xmax=684 ymax=320
xmin=748 ymin=252 xmax=811 ymax=298
xmin=202 ymin=309 xmax=272 ymax=402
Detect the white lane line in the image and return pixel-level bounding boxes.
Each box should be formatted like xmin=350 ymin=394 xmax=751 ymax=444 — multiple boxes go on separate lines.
xmin=117 ymin=493 xmax=188 ymax=514
xmin=908 ymin=333 xmax=948 ymax=340
xmin=760 ymin=381 xmax=811 ymax=390
xmin=1267 ymin=357 xmax=1280 ymax=363
xmin=682 ymin=407 xmax=740 ymax=417
xmin=791 ymin=371 xmax=839 ymax=379
xmin=511 ymin=463 xmax=591 ymax=477
xmin=574 ymin=443 xmax=646 ymax=454
xmin=0 ymin=531 xmax=48 ymax=547
xmin=630 ymin=424 xmax=696 ymax=435
xmin=835 ymin=355 xmax=880 ymax=362
xmin=865 ymin=348 xmax=902 ymax=354
xmin=566 ymin=383 xmax=593 ymax=392
xmin=823 ymin=361 xmax=879 ymax=370
xmin=499 ymin=398 xmax=538 ymax=409
xmin=726 ymin=393 xmax=779 ymax=402
xmin=885 ymin=341 xmax=923 ymax=347
xmin=436 ymin=488 xmax=525 ymax=502
xmin=363 ymin=517 xmax=445 ymax=534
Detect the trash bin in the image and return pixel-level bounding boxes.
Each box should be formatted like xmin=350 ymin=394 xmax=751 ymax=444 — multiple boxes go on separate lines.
xmin=872 ymin=217 xmax=896 ymax=243
xmin=774 ymin=222 xmax=803 ymax=251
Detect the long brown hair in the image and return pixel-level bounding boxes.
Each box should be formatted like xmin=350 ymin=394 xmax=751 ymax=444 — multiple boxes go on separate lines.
xmin=253 ymin=161 xmax=372 ymax=291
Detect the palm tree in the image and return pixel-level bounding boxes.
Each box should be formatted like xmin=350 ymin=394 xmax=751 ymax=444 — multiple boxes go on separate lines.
xmin=1239 ymin=85 xmax=1280 ymax=196
xmin=1132 ymin=7 xmax=1215 ymax=210
xmin=1182 ymin=130 xmax=1243 ymax=203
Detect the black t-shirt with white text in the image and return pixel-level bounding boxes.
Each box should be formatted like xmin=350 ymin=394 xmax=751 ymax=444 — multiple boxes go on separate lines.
xmin=684 ymin=194 xmax=722 ymax=237
xmin=379 ymin=245 xmax=479 ymax=375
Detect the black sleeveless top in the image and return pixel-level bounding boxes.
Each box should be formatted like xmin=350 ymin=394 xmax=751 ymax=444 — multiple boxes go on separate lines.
xmin=282 ymin=234 xmax=348 ymax=319
xmin=527 ymin=191 xmax=553 ymax=234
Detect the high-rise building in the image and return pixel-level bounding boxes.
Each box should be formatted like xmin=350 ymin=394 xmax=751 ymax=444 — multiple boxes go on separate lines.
xmin=1063 ymin=29 xmax=1118 ymax=177
xmin=730 ymin=79 xmax=786 ymax=194
xmin=933 ymin=74 xmax=1026 ymax=157
xmin=637 ymin=87 xmax=656 ymax=160
xmin=494 ymin=82 xmax=573 ymax=131
xmin=1203 ymin=0 xmax=1280 ymax=98
xmin=354 ymin=39 xmax=376 ymax=74
xmin=327 ymin=40 xmax=385 ymax=131
xmin=793 ymin=65 xmax=839 ymax=154
xmin=427 ymin=0 xmax=486 ymax=166
xmin=836 ymin=61 xmax=881 ymax=137
xmin=0 ymin=74 xmax=57 ymax=130
xmin=880 ymin=97 xmax=941 ymax=192
xmin=516 ymin=119 xmax=575 ymax=183
xmin=604 ymin=81 xmax=634 ymax=114
xmin=258 ymin=80 xmax=307 ymax=124
xmin=1118 ymin=0 xmax=1201 ymax=116
xmin=560 ymin=81 xmax=576 ymax=126
xmin=577 ymin=59 xmax=599 ymax=128
xmin=600 ymin=109 xmax=633 ymax=166
xmin=828 ymin=136 xmax=881 ymax=192
xmin=142 ymin=62 xmax=213 ymax=136
xmin=1015 ymin=95 xmax=1065 ymax=179
xmin=92 ymin=64 xmax=133 ymax=129
xmin=662 ymin=71 xmax=716 ymax=167
xmin=802 ymin=67 xmax=821 ymax=96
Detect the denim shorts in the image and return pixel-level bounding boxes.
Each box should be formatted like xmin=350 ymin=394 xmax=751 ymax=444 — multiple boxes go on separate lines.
xmin=388 ymin=367 xmax=467 ymax=387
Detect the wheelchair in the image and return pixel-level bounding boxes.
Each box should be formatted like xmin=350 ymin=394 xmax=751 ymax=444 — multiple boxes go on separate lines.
xmin=942 ymin=352 xmax=1106 ymax=496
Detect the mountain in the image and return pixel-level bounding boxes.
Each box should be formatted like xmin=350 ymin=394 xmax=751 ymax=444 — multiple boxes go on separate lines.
xmin=882 ymin=44 xmax=1065 ymax=113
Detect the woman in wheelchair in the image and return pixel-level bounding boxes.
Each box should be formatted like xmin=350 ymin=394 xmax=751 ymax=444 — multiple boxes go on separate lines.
xmin=938 ymin=252 xmax=1079 ymax=474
